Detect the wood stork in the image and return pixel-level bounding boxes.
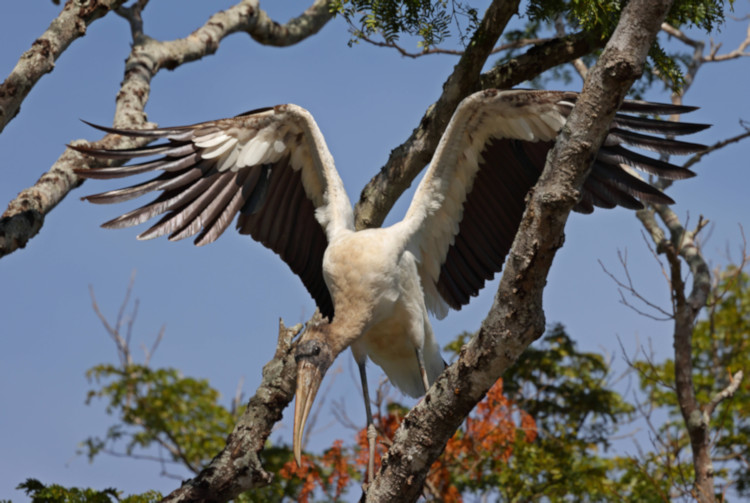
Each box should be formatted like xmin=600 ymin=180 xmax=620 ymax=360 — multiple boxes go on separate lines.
xmin=73 ymin=89 xmax=707 ymax=478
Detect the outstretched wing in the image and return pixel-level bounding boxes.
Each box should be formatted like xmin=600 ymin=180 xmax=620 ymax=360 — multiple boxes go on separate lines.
xmin=74 ymin=105 xmax=354 ymax=320
xmin=401 ymin=89 xmax=709 ymax=318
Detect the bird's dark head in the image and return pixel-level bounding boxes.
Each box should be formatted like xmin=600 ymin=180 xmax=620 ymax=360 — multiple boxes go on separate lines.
xmin=293 ymin=331 xmax=334 ymax=466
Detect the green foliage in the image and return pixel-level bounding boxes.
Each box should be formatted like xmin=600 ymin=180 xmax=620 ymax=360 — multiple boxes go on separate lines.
xmin=330 ymin=0 xmax=479 ymax=48
xmin=499 ymin=325 xmax=634 ymax=500
xmin=513 ymin=0 xmax=732 ymax=92
xmin=633 ymin=267 xmax=750 ymax=497
xmin=82 ymin=361 xmax=318 ymax=501
xmin=15 ymin=479 xmax=160 ymax=503
xmin=503 ymin=324 xmax=635 ymax=448
xmin=331 ymin=0 xmax=732 ymax=92
xmin=83 ymin=364 xmax=238 ymax=471
xmin=526 ymin=0 xmax=728 ymax=40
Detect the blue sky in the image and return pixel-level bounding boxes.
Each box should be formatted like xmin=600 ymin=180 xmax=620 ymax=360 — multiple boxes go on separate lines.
xmin=1 ymin=1 xmax=749 ymax=499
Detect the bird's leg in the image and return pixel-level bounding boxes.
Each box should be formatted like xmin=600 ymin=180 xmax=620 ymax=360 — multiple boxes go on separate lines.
xmin=357 ymin=360 xmax=377 ymax=484
xmin=415 ymin=347 xmax=431 ymax=394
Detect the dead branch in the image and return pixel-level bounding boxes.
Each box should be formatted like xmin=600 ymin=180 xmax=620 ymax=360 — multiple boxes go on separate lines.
xmin=682 ymin=123 xmax=750 ymax=172
xmin=598 ymin=250 xmax=675 ymax=321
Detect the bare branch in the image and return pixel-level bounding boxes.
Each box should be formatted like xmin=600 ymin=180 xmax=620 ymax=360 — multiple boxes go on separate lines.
xmin=633 ymin=203 xmax=714 ymax=498
xmin=115 ymin=0 xmax=149 ymax=37
xmin=352 ymin=29 xmax=553 ymax=59
xmin=703 ymin=19 xmax=750 ymax=62
xmin=0 ymin=0 xmax=335 ymax=260
xmin=682 ymin=121 xmax=750 ymax=171
xmin=142 ymin=325 xmax=166 ymax=367
xmin=0 ymin=0 xmax=127 ymax=134
xmin=231 ymin=375 xmax=245 ymax=416
xmin=88 ymin=282 xmax=135 ymax=368
xmin=661 ymin=22 xmax=703 ymax=48
xmin=598 ymin=250 xmax=675 ymax=321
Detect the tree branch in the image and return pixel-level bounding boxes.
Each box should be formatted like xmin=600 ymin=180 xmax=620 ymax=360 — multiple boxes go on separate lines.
xmin=0 ymin=0 xmax=128 ymax=135
xmin=0 ymin=0 xmax=334 ymax=259
xmin=649 ymin=202 xmax=717 ymax=501
xmin=362 ymin=0 xmax=675 ymax=500
xmin=631 ymin=15 xmax=750 ymax=498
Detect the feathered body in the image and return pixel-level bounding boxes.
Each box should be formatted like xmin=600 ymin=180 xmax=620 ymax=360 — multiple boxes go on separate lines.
xmin=323 ymin=227 xmax=444 ymax=397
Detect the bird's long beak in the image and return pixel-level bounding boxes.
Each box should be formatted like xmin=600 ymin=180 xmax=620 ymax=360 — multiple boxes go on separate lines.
xmin=293 ymin=359 xmax=324 ymax=465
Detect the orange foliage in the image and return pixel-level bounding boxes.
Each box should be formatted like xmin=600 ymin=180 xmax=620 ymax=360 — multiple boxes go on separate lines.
xmin=280 ymin=440 xmax=351 ymax=502
xmin=321 ymin=440 xmax=351 ymax=499
xmin=280 ymin=454 xmax=321 ymax=503
xmin=427 ymin=379 xmax=536 ymax=500
xmin=279 ymin=378 xmax=537 ymax=501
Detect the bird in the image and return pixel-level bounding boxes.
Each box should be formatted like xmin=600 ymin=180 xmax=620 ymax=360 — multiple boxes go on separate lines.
xmin=72 ymin=89 xmax=708 ymax=480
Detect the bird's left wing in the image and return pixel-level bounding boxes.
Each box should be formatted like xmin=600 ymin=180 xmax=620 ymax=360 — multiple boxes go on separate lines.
xmin=400 ymin=89 xmax=708 ymax=318
xmin=74 ymin=105 xmax=354 ymax=320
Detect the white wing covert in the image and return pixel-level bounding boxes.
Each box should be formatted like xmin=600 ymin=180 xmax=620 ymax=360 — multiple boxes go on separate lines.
xmin=74 ymin=105 xmax=354 ymax=320
xmin=401 ymin=89 xmax=708 ymax=318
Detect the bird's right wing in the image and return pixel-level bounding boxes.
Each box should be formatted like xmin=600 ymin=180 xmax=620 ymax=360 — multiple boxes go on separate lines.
xmin=74 ymin=105 xmax=354 ymax=320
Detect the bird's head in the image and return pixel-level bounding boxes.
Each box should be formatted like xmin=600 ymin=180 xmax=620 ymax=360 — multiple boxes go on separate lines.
xmin=293 ymin=331 xmax=334 ymax=465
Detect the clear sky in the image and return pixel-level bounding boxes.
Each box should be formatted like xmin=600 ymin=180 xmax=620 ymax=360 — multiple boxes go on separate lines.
xmin=1 ymin=1 xmax=749 ymax=500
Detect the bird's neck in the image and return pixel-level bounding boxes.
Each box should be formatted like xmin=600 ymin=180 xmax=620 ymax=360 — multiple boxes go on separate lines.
xmin=325 ymin=303 xmax=372 ymax=356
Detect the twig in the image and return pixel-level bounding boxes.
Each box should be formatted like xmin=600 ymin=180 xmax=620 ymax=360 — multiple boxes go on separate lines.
xmin=142 ymin=325 xmax=166 ymax=367
xmin=682 ymin=125 xmax=750 ymax=172
xmin=598 ymin=252 xmax=674 ymax=321
xmin=353 ymin=27 xmax=552 ymax=59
